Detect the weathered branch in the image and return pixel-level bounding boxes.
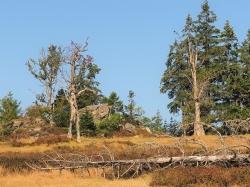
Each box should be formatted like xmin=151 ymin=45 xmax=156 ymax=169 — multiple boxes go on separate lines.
xmin=26 ymin=154 xmax=250 ymax=172
xmin=77 ymin=88 xmax=96 ymax=97
xmin=25 ymin=139 xmax=250 ymax=179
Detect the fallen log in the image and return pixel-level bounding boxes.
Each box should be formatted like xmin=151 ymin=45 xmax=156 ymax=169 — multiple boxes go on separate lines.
xmin=26 ymin=154 xmax=250 ymax=171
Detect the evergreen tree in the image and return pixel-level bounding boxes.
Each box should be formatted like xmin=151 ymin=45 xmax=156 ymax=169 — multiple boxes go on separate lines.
xmin=125 ymin=90 xmax=144 ymax=121
xmin=52 ymin=89 xmax=70 ymax=128
xmin=126 ymin=90 xmax=136 ymax=118
xmin=160 ymin=17 xmax=193 ymax=124
xmin=0 ymin=92 xmax=21 ymax=124
xmin=102 ymin=92 xmax=124 ymax=114
xmin=193 ymin=0 xmax=221 ymax=124
xmin=150 ymin=111 xmax=165 ymax=133
xmin=76 ymin=61 xmax=101 ymax=109
xmin=195 ymin=0 xmax=220 ymax=60
xmin=161 ymin=1 xmax=223 ymax=135
xmin=212 ymin=21 xmax=242 ymax=120
xmin=80 ymin=111 xmax=96 ymax=136
xmin=166 ymin=117 xmax=181 ymax=136
xmin=237 ymin=30 xmax=250 ymax=118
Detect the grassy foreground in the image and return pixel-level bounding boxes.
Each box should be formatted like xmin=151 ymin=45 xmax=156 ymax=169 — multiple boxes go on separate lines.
xmin=1 ymin=135 xmax=249 ymax=153
xmin=0 ymin=170 xmax=150 ymax=187
xmin=0 ymin=135 xmax=249 ymax=187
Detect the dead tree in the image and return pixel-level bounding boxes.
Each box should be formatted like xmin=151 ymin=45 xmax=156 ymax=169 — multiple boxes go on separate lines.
xmin=188 ymin=41 xmax=205 ymax=136
xmin=61 ymin=41 xmax=95 ymax=142
xmin=27 ymin=45 xmax=62 ymax=123
xmin=26 ymin=139 xmax=250 ymax=178
xmin=221 ymin=118 xmax=250 ymax=135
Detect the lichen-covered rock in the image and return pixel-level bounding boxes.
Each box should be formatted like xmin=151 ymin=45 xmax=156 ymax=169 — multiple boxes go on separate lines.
xmin=5 ymin=117 xmax=65 ymax=139
xmin=123 ymin=123 xmax=136 ymax=133
xmin=79 ymin=104 xmax=111 ymax=121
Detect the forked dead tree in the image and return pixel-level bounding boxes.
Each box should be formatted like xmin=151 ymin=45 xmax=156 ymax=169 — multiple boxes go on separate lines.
xmin=61 ymin=41 xmax=95 ymax=142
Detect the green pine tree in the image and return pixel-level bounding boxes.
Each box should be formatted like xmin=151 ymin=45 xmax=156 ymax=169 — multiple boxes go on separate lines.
xmin=161 ymin=1 xmax=223 ymax=135
xmin=101 ymin=92 xmax=124 ymax=114
xmin=0 ymin=92 xmax=21 ymax=124
xmin=76 ymin=61 xmax=101 ymax=109
xmin=237 ymin=30 xmax=250 ymax=118
xmin=212 ymin=21 xmax=242 ymax=120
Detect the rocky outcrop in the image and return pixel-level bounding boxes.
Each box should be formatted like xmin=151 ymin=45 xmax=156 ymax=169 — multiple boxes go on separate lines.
xmin=6 ymin=117 xmax=65 ymax=138
xmin=115 ymin=122 xmax=152 ymax=137
xmin=8 ymin=117 xmax=46 ymax=129
xmin=123 ymin=123 xmax=137 ymax=133
xmin=79 ymin=104 xmax=111 ymax=121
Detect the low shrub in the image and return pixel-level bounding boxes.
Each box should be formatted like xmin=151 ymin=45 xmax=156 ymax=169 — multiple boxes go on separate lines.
xmin=97 ymin=113 xmax=123 ymax=136
xmin=10 ymin=134 xmax=69 ymax=147
xmin=0 ymin=123 xmax=13 ymax=137
xmin=80 ymin=112 xmax=96 ymax=136
xmin=52 ymin=105 xmax=70 ymax=128
xmin=10 ymin=139 xmax=27 ymax=147
xmin=150 ymin=167 xmax=250 ymax=187
xmin=33 ymin=134 xmax=69 ymax=145
xmin=0 ymin=153 xmax=40 ymax=173
xmin=43 ymin=126 xmax=67 ymax=135
xmin=25 ymin=105 xmax=50 ymax=121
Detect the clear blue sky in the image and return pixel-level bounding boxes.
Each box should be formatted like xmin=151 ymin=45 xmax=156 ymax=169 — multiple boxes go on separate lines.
xmin=0 ymin=0 xmax=249 ymax=121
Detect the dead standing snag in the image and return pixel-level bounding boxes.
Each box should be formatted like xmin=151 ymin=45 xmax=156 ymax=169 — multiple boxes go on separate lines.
xmin=61 ymin=41 xmax=96 ymax=142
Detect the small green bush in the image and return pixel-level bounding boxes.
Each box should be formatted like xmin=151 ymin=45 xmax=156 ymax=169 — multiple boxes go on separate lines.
xmin=0 ymin=92 xmax=21 ymax=137
xmin=80 ymin=112 xmax=96 ymax=136
xmin=25 ymin=105 xmax=50 ymax=121
xmin=52 ymin=89 xmax=70 ymax=128
xmin=0 ymin=124 xmax=12 ymax=137
xmin=52 ymin=105 xmax=70 ymax=128
xmin=97 ymin=113 xmax=122 ymax=135
xmin=0 ymin=92 xmax=21 ymax=124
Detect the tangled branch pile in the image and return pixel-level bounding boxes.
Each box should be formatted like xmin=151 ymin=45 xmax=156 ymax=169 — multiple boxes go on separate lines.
xmin=26 ymin=136 xmax=250 ymax=179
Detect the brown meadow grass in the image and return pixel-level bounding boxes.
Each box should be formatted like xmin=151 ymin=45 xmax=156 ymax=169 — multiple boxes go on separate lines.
xmin=0 ymin=135 xmax=249 ymax=153
xmin=151 ymin=167 xmax=250 ymax=187
xmin=0 ymin=166 xmax=249 ymax=187
xmin=0 ymin=169 xmax=150 ymax=187
xmin=0 ymin=135 xmax=249 ymax=187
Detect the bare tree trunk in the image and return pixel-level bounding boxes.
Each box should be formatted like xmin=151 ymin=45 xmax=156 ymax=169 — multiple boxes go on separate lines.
xmin=68 ymin=94 xmax=81 ymax=142
xmin=68 ymin=98 xmax=74 ymax=139
xmin=193 ymin=86 xmax=204 ymax=136
xmin=76 ymin=111 xmax=81 ymax=143
xmin=68 ymin=116 xmax=73 ymax=139
xmin=67 ymin=61 xmax=82 ymax=142
xmin=189 ymin=47 xmax=205 ymax=136
xmin=68 ymin=62 xmax=76 ymax=139
xmin=47 ymin=84 xmax=54 ymax=126
xmin=47 ymin=85 xmax=53 ymax=109
xmin=63 ymin=41 xmax=96 ymax=143
xmin=72 ymin=92 xmax=81 ymax=143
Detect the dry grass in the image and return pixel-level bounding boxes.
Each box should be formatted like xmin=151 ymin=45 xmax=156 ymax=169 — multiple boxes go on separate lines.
xmin=0 ymin=170 xmax=151 ymax=187
xmin=0 ymin=135 xmax=249 ymax=153
xmin=150 ymin=167 xmax=250 ymax=187
xmin=0 ymin=135 xmax=249 ymax=187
